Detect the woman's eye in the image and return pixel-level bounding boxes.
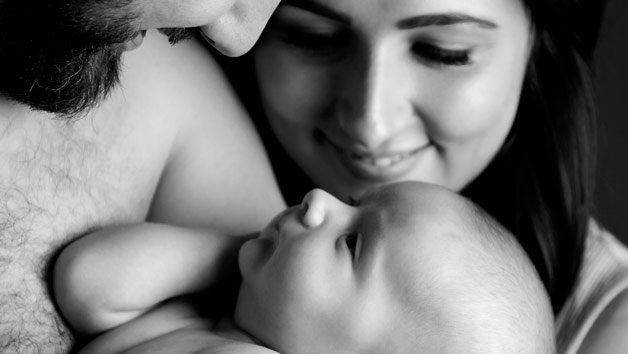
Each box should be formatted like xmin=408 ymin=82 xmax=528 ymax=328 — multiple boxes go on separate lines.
xmin=344 ymin=232 xmax=361 ymax=259
xmin=411 ymin=42 xmax=472 ymax=66
xmin=278 ymin=28 xmax=350 ymax=59
xmin=347 ymin=196 xmax=360 ymax=206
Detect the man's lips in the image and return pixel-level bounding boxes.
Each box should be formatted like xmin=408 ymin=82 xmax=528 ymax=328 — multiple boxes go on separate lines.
xmin=198 ymin=30 xmax=216 ymax=45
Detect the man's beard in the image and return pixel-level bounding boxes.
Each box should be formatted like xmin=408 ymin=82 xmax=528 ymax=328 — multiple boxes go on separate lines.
xmin=0 ymin=1 xmax=194 ymax=120
xmin=0 ymin=41 xmax=128 ymax=119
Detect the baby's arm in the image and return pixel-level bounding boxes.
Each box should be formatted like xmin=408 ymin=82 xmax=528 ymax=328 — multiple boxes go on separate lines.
xmin=54 ymin=223 xmax=249 ymax=335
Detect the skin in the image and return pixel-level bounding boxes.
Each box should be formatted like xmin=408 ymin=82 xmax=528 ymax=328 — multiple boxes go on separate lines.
xmin=247 ymin=1 xmax=628 ymax=352
xmin=0 ymin=31 xmax=285 ymax=354
xmin=133 ymin=0 xmax=281 ymax=55
xmin=236 ymin=182 xmax=480 ymax=353
xmin=53 ymin=182 xmax=553 ymax=354
xmin=253 ymin=0 xmax=532 ymax=200
xmin=0 ymin=0 xmax=282 ymax=119
xmin=53 ymin=182 xmax=497 ymax=354
xmin=1 ymin=1 xmax=286 ymax=352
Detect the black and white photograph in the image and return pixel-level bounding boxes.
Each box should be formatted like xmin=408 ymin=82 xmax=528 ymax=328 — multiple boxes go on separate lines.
xmin=1 ymin=0 xmax=627 ymax=353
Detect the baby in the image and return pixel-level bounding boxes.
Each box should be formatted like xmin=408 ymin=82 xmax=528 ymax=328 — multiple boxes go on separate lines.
xmin=54 ymin=181 xmax=555 ymax=354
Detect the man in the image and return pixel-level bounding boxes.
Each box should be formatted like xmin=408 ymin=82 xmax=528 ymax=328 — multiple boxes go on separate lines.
xmin=0 ymin=0 xmax=283 ymax=353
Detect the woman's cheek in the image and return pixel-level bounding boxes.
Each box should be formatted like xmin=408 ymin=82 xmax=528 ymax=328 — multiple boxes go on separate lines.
xmin=423 ymin=74 xmax=518 ymax=146
xmin=257 ymin=49 xmax=332 ymax=127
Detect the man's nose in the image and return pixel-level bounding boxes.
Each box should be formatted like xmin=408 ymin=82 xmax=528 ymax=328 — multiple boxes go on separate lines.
xmin=334 ymin=45 xmax=415 ymax=149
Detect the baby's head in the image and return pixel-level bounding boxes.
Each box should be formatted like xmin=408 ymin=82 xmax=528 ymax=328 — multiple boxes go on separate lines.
xmin=235 ymin=181 xmax=554 ymax=354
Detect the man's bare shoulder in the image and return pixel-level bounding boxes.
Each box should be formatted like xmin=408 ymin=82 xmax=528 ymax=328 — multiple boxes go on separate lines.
xmin=118 ymin=29 xmax=243 ymax=126
xmin=133 ymin=31 xmax=285 ymax=232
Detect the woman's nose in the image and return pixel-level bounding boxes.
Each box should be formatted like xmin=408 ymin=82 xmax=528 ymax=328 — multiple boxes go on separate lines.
xmin=300 ymin=189 xmax=343 ymax=229
xmin=335 ymin=46 xmax=414 ymax=149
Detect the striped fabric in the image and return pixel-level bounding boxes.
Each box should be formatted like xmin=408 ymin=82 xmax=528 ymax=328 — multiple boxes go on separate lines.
xmin=556 ymin=221 xmax=628 ymax=354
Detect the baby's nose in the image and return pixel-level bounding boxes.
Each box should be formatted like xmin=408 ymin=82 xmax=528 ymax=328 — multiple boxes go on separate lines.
xmin=300 ymin=189 xmax=326 ymax=228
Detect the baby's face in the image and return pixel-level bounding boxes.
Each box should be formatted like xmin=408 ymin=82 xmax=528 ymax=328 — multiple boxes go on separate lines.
xmin=236 ymin=182 xmax=461 ymax=353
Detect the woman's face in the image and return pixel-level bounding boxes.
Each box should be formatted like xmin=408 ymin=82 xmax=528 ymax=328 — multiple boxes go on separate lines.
xmin=254 ymin=0 xmax=532 ymax=200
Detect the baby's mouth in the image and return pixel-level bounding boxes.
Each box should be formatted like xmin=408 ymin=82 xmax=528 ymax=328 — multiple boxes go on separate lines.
xmin=264 ymin=205 xmax=300 ymax=239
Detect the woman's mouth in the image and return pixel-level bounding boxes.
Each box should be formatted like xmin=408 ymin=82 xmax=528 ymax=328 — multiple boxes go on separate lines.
xmin=344 ymin=149 xmax=419 ymax=168
xmin=324 ymin=136 xmax=431 ymax=182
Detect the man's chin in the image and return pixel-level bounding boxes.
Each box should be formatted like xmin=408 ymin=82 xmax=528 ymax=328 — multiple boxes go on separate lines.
xmin=3 ymin=46 xmax=125 ymax=119
xmin=197 ymin=19 xmax=263 ymax=57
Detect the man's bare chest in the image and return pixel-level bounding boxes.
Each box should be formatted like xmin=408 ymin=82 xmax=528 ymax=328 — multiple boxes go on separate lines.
xmin=0 ymin=117 xmax=166 ymax=253
xmin=0 ymin=112 xmax=174 ymax=353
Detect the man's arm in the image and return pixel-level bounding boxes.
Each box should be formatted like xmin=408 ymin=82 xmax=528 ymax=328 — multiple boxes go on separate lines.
xmin=53 ymin=223 xmax=249 ymax=335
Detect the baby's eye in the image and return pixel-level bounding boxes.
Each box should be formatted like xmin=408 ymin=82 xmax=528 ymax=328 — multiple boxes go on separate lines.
xmin=344 ymin=232 xmax=361 ymax=259
xmin=276 ymin=27 xmax=352 ymax=60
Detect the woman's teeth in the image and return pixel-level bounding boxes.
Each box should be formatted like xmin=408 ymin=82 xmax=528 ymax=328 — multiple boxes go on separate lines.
xmin=348 ymin=151 xmax=414 ymax=167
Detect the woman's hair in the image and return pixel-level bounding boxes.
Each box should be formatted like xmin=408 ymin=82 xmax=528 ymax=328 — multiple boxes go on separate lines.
xmin=463 ymin=0 xmax=606 ymax=312
xmin=215 ymin=0 xmax=608 ymax=314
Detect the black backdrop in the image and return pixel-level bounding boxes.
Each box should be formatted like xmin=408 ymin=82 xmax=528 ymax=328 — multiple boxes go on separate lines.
xmin=594 ymin=0 xmax=628 ymax=243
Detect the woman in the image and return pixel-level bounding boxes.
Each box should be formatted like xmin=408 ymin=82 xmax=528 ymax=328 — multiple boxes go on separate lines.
xmin=218 ymin=0 xmax=627 ymax=353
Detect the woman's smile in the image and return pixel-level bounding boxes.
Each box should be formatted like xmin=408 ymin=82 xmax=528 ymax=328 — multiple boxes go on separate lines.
xmin=254 ymin=0 xmax=531 ymax=195
xmin=322 ymin=133 xmax=432 ymax=182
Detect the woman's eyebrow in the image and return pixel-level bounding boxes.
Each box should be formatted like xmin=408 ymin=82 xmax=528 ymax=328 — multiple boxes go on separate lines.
xmin=282 ymin=0 xmax=352 ymax=24
xmin=397 ymin=13 xmax=498 ymax=30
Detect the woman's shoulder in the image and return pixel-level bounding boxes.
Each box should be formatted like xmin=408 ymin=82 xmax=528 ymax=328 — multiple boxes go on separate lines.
xmin=587 ymin=221 xmax=628 ymax=260
xmin=557 ymin=221 xmax=628 ymax=354
xmin=576 ymin=286 xmax=628 ymax=354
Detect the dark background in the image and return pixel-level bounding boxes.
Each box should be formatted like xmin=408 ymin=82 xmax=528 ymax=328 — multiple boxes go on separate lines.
xmin=594 ymin=0 xmax=628 ymax=243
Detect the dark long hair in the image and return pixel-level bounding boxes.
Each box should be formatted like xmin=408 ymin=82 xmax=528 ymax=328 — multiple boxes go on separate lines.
xmin=214 ymin=0 xmax=607 ymax=314
xmin=463 ymin=0 xmax=605 ymax=312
